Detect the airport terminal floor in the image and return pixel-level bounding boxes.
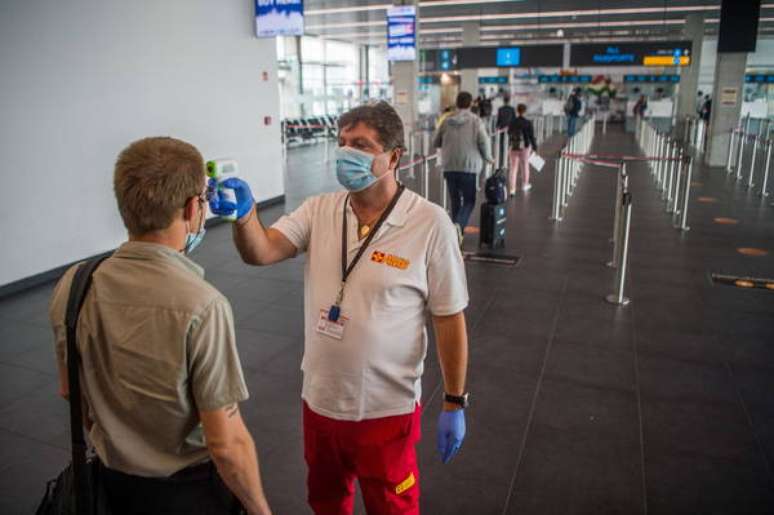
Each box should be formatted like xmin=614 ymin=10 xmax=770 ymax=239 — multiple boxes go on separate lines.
xmin=1 ymin=123 xmax=773 ymax=514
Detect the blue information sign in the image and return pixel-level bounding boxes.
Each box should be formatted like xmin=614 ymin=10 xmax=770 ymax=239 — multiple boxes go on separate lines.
xmin=496 ymin=48 xmax=521 ymax=67
xmin=387 ymin=6 xmax=417 ymax=61
xmin=623 ymin=75 xmax=681 ymax=83
xmin=745 ymin=74 xmax=774 ymax=83
xmin=479 ymin=76 xmax=509 ymax=85
xmin=537 ymin=75 xmax=592 ymax=84
xmin=255 ymin=0 xmax=304 ymax=38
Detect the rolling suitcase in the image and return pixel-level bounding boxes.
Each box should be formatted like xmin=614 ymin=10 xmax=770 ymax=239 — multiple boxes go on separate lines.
xmin=479 ymin=202 xmax=506 ymax=248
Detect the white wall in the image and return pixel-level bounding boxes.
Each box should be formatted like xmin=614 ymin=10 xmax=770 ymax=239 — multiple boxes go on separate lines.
xmin=0 ymin=0 xmax=283 ymax=287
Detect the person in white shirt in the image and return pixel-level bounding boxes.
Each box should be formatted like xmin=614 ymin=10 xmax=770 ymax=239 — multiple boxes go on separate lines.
xmin=209 ymin=101 xmax=470 ymax=515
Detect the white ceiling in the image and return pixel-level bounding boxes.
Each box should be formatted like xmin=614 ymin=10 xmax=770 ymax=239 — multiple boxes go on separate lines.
xmin=301 ymin=1 xmax=774 ymax=47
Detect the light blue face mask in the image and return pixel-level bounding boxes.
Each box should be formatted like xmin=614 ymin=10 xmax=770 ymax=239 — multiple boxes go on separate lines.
xmin=183 ymin=201 xmax=207 ymax=254
xmin=335 ymin=146 xmax=390 ymax=192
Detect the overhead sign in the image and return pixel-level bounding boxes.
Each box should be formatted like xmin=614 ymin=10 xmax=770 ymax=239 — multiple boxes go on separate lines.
xmin=387 ymin=6 xmax=417 ymax=61
xmin=571 ymin=41 xmax=692 ymax=67
xmin=479 ymin=76 xmax=509 ymax=85
xmin=745 ymin=74 xmax=774 ymax=83
xmin=496 ymin=48 xmax=521 ymax=67
xmin=624 ymin=75 xmax=681 ymax=83
xmin=538 ymin=75 xmax=592 ymax=84
xmin=420 ymin=45 xmax=563 ymax=71
xmin=254 ymin=0 xmax=304 ymax=38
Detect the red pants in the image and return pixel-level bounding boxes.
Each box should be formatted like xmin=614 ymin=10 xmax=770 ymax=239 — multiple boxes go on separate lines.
xmin=303 ymin=402 xmax=422 ymax=515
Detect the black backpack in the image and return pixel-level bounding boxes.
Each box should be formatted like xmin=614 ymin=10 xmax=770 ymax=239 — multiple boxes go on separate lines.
xmin=485 ymin=169 xmax=508 ymax=205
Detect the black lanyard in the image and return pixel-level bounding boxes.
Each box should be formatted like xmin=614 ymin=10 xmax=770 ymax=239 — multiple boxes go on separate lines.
xmin=327 ymin=184 xmax=405 ymax=322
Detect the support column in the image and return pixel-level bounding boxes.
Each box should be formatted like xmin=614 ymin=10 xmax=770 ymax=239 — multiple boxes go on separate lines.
xmin=706 ymin=52 xmax=748 ymax=167
xmin=391 ymin=1 xmax=419 ymax=140
xmin=677 ymin=14 xmax=704 ymax=120
xmin=461 ymin=22 xmax=480 ymax=95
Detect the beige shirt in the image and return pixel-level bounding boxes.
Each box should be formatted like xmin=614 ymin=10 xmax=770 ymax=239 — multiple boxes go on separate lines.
xmin=49 ymin=242 xmax=248 ymax=477
xmin=272 ymin=189 xmax=469 ymax=421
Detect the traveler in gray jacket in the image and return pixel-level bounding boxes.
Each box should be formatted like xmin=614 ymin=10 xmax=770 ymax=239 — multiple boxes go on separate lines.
xmin=433 ymin=91 xmax=493 ymax=244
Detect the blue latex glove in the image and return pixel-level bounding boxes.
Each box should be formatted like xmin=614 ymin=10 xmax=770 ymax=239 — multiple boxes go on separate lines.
xmin=208 ymin=177 xmax=254 ymax=219
xmin=437 ymin=409 xmax=466 ymax=464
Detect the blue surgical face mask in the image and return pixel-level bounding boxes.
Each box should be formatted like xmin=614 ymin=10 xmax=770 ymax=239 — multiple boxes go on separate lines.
xmin=183 ymin=200 xmax=207 ymax=254
xmin=335 ymin=146 xmax=391 ymax=192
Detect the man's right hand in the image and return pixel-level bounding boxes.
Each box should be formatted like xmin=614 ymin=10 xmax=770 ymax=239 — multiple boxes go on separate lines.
xmin=209 ymin=177 xmax=255 ymax=220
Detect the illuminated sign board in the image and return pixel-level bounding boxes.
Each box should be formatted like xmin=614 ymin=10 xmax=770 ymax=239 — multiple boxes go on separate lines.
xmin=624 ymin=75 xmax=681 ymax=83
xmin=745 ymin=74 xmax=774 ymax=83
xmin=479 ymin=76 xmax=509 ymax=84
xmin=496 ymin=48 xmax=521 ymax=67
xmin=254 ymin=0 xmax=304 ymax=38
xmin=571 ymin=41 xmax=692 ymax=67
xmin=420 ymin=45 xmax=562 ymax=71
xmin=387 ymin=6 xmax=417 ymax=61
xmin=538 ymin=75 xmax=592 ymax=84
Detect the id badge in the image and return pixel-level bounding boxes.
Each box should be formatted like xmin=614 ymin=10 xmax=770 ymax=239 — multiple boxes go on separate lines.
xmin=317 ymin=309 xmax=347 ymax=340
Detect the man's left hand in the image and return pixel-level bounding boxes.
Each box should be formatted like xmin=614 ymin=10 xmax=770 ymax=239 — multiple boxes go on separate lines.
xmin=437 ymin=408 xmax=466 ymax=464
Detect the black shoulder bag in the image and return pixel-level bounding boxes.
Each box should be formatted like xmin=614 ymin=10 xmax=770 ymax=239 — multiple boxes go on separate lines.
xmin=36 ymin=256 xmax=112 ymax=515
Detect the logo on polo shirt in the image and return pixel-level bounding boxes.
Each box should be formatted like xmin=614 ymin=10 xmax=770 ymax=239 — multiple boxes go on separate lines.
xmin=395 ymin=472 xmax=416 ymax=495
xmin=371 ymin=250 xmax=410 ymax=270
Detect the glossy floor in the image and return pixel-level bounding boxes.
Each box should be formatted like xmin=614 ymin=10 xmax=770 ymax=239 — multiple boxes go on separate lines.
xmin=1 ymin=125 xmax=773 ymax=514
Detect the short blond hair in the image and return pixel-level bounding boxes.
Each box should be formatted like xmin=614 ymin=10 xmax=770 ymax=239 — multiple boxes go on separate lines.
xmin=114 ymin=137 xmax=205 ymax=235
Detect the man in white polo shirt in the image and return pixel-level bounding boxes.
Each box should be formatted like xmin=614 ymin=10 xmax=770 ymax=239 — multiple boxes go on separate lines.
xmin=210 ymin=101 xmax=469 ymax=514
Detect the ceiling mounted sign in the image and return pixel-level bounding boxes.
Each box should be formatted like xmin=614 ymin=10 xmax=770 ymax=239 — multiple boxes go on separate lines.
xmin=387 ymin=6 xmax=417 ymax=62
xmin=254 ymin=0 xmax=304 ymax=38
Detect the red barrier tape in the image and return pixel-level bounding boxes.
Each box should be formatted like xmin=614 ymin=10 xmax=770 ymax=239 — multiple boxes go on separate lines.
xmin=561 ymin=152 xmax=682 ymax=162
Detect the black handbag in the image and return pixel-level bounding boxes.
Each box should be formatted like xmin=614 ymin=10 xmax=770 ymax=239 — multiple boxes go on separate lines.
xmin=36 ymin=256 xmax=112 ymax=515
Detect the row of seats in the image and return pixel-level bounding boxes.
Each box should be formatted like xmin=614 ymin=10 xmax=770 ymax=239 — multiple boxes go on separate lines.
xmin=282 ymin=116 xmax=338 ymax=145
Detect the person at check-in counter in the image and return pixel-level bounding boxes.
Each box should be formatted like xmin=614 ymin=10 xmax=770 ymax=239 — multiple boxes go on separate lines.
xmin=209 ymin=101 xmax=470 ymax=515
xmin=49 ymin=137 xmax=272 ymax=515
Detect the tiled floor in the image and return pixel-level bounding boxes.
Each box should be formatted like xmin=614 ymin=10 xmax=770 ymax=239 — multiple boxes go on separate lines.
xmin=1 ymin=125 xmax=773 ymax=514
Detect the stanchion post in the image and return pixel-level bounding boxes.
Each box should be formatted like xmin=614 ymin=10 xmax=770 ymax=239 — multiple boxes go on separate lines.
xmin=675 ymin=155 xmax=693 ymax=232
xmin=422 ymin=156 xmax=430 ymax=199
xmin=671 ymin=153 xmax=684 ymax=217
xmin=735 ymin=129 xmax=746 ymax=181
xmin=726 ymin=127 xmax=737 ymax=173
xmin=606 ymin=189 xmax=633 ymax=306
xmin=607 ymin=162 xmax=627 ymax=268
xmin=748 ymin=133 xmax=760 ymax=189
xmin=663 ymin=140 xmax=674 ymax=203
xmin=550 ymin=155 xmax=563 ymax=221
xmin=761 ymin=139 xmax=772 ymax=197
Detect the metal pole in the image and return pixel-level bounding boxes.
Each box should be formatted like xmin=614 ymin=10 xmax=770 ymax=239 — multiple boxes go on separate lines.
xmin=551 ymin=156 xmax=563 ymax=221
xmin=664 ymin=140 xmax=675 ymax=203
xmin=676 ymin=156 xmax=693 ymax=232
xmin=748 ymin=134 xmax=759 ymax=189
xmin=736 ymin=129 xmax=746 ymax=181
xmin=761 ymin=139 xmax=772 ymax=197
xmin=726 ymin=127 xmax=737 ymax=173
xmin=606 ymin=189 xmax=632 ymax=306
xmin=671 ymin=154 xmax=684 ymax=217
xmin=607 ymin=164 xmax=625 ymax=268
xmin=422 ymin=157 xmax=430 ymax=199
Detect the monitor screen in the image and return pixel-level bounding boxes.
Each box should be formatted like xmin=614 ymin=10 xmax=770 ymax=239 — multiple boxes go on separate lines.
xmin=496 ymin=48 xmax=521 ymax=67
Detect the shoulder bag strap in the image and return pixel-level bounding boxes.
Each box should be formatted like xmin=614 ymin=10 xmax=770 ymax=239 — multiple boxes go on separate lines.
xmin=65 ymin=255 xmax=109 ymax=514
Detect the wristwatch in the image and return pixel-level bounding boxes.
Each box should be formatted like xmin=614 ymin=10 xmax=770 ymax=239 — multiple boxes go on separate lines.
xmin=443 ymin=392 xmax=470 ymax=408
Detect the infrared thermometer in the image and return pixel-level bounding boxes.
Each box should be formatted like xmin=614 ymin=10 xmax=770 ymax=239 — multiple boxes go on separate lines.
xmin=206 ymin=159 xmax=239 ymax=221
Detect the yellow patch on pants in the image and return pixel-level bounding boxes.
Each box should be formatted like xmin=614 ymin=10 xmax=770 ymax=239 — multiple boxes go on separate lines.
xmin=395 ymin=472 xmax=416 ymax=495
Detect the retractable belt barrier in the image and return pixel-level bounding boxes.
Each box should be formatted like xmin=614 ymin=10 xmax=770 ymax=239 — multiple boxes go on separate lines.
xmin=726 ymin=114 xmax=773 ymax=197
xmin=548 ymin=118 xmax=635 ymax=305
xmin=638 ymin=119 xmax=693 ymax=232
